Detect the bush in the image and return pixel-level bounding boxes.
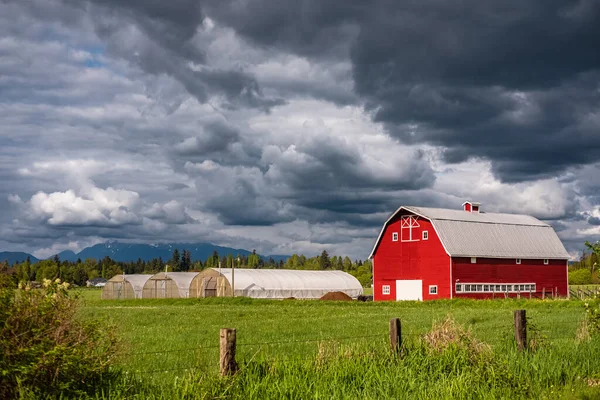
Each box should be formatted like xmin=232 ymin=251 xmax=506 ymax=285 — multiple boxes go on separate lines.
xmin=0 ymin=279 xmax=120 ymax=398
xmin=569 ymin=268 xmax=593 ymax=285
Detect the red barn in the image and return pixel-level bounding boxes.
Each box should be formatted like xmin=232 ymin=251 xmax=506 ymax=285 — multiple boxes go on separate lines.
xmin=369 ymin=201 xmax=570 ymax=301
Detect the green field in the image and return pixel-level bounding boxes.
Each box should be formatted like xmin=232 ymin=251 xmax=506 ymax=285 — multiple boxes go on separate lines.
xmin=76 ymin=289 xmax=600 ymax=399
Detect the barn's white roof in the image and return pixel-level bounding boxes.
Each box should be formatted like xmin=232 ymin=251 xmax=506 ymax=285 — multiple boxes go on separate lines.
xmin=369 ymin=206 xmax=570 ymax=259
xmin=212 ymin=268 xmax=363 ymax=299
xmin=150 ymin=272 xmax=200 ymax=298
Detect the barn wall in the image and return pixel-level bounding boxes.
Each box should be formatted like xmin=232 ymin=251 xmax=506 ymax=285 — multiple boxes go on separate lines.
xmin=373 ymin=211 xmax=450 ymax=301
xmin=452 ymin=257 xmax=569 ymax=298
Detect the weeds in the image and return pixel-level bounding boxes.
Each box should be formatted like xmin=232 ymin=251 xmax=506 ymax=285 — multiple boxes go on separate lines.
xmin=0 ymin=280 xmax=120 ymax=398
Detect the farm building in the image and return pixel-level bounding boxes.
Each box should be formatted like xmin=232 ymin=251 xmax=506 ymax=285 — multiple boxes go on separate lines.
xmin=193 ymin=268 xmax=363 ymax=299
xmin=142 ymin=272 xmax=200 ymax=298
xmin=101 ymin=274 xmax=153 ymax=300
xmin=369 ymin=201 xmax=570 ymax=301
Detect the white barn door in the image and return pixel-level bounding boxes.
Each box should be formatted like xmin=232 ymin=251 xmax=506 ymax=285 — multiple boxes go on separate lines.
xmin=396 ymin=280 xmax=423 ymax=301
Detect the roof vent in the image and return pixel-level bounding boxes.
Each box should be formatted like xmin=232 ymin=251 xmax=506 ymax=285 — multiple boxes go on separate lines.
xmin=462 ymin=201 xmax=481 ymax=213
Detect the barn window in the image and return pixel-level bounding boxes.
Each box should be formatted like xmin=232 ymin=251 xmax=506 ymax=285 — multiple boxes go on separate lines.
xmin=400 ymin=215 xmax=420 ymax=241
xmin=422 ymin=230 xmax=428 ymax=240
xmin=392 ymin=232 xmax=398 ymax=242
xmin=471 ymin=257 xmax=477 ymax=264
xmin=516 ymin=258 xmax=521 ymax=264
xmin=455 ymin=283 xmax=462 ymax=292
xmin=382 ymin=285 xmax=390 ymax=295
xmin=544 ymin=259 xmax=549 ymax=265
xmin=429 ymin=285 xmax=437 ymax=295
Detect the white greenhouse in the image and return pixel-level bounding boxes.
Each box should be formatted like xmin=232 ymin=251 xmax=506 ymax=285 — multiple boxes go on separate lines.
xmin=142 ymin=272 xmax=201 ymax=299
xmin=101 ymin=274 xmax=153 ymax=300
xmin=193 ymin=268 xmax=363 ymax=299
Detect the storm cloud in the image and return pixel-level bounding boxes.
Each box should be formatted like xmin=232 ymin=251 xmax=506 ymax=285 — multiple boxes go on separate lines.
xmin=1 ymin=0 xmax=599 ymax=259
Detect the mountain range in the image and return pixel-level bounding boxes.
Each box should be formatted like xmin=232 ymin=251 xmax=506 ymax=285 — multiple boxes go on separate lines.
xmin=0 ymin=242 xmax=290 ymax=264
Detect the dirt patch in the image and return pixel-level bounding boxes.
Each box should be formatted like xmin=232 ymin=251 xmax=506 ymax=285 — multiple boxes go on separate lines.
xmin=319 ymin=291 xmax=352 ymax=301
xmin=282 ymin=297 xmax=296 ymax=300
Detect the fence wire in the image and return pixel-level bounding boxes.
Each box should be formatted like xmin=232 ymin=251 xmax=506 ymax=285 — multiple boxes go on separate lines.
xmin=119 ymin=314 xmax=591 ymax=375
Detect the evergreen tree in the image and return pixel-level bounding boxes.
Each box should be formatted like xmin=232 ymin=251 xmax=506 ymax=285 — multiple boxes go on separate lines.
xmin=181 ymin=249 xmax=192 ymax=271
xmin=170 ymin=249 xmax=181 ymax=271
xmin=319 ymin=250 xmax=331 ymax=270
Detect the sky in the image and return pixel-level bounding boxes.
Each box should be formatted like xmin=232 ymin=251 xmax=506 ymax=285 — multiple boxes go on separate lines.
xmin=1 ymin=0 xmax=600 ymax=260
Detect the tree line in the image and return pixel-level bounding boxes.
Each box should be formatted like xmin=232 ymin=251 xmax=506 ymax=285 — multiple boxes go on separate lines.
xmin=0 ymin=249 xmax=373 ymax=287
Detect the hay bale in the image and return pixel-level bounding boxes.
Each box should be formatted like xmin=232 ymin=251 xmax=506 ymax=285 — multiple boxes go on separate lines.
xmin=319 ymin=291 xmax=352 ymax=301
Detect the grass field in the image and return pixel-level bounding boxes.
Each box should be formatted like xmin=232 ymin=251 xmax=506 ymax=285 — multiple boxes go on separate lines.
xmin=75 ymin=289 xmax=600 ymax=399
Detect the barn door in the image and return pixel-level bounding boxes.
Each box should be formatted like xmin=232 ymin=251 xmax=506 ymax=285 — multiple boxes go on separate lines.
xmin=396 ymin=280 xmax=423 ymax=301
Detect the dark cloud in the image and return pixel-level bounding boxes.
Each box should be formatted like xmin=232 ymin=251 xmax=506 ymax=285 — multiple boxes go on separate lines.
xmin=206 ymin=0 xmax=600 ymax=182
xmin=205 ymin=0 xmax=361 ymax=58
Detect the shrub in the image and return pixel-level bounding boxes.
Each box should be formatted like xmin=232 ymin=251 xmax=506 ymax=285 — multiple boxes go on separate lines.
xmin=584 ymin=297 xmax=600 ymax=336
xmin=0 ymin=279 xmax=120 ymax=398
xmin=569 ymin=268 xmax=593 ymax=285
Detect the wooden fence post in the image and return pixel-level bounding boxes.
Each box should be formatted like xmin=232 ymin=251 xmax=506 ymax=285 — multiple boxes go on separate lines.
xmin=514 ymin=310 xmax=527 ymax=351
xmin=390 ymin=318 xmax=401 ymax=354
xmin=220 ymin=328 xmax=238 ymax=376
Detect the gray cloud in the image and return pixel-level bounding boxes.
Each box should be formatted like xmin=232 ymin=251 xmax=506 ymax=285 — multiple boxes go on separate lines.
xmin=2 ymin=0 xmax=600 ymax=260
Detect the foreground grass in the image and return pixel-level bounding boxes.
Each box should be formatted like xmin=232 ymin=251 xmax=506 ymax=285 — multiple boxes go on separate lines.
xmin=74 ymin=290 xmax=600 ymax=399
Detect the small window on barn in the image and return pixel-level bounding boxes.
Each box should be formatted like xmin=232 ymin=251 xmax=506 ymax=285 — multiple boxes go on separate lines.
xmin=422 ymin=230 xmax=428 ymax=240
xmin=382 ymin=285 xmax=390 ymax=295
xmin=429 ymin=285 xmax=437 ymax=295
xmin=483 ymin=284 xmax=489 ymax=292
xmin=455 ymin=283 xmax=462 ymax=292
xmin=516 ymin=258 xmax=521 ymax=265
xmin=544 ymin=259 xmax=549 ymax=265
xmin=392 ymin=232 xmax=398 ymax=242
xmin=471 ymin=257 xmax=477 ymax=264
xmin=531 ymin=284 xmax=536 ymax=292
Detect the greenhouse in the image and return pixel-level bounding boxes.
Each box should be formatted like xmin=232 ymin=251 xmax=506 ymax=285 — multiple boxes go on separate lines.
xmin=101 ymin=274 xmax=153 ymax=300
xmin=142 ymin=272 xmax=200 ymax=298
xmin=193 ymin=268 xmax=363 ymax=299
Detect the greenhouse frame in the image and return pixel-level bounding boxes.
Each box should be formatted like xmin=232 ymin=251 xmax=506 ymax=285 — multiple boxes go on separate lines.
xmin=193 ymin=268 xmax=363 ymax=299
xmin=142 ymin=272 xmax=201 ymax=298
xmin=101 ymin=274 xmax=153 ymax=300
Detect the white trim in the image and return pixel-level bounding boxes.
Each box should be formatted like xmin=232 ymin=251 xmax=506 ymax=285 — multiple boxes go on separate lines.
xmin=516 ymin=258 xmax=521 ymax=265
xmin=543 ymin=259 xmax=549 ymax=265
xmin=429 ymin=285 xmax=438 ymax=295
xmin=400 ymin=215 xmax=420 ymax=242
xmin=422 ymin=230 xmax=428 ymax=240
xmin=471 ymin=257 xmax=477 ymax=264
xmin=455 ymin=282 xmax=537 ymax=293
xmin=382 ymin=285 xmax=390 ymax=295
xmin=392 ymin=232 xmax=398 ymax=242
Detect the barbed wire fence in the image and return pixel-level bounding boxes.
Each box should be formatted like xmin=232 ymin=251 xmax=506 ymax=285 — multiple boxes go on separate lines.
xmin=117 ymin=310 xmax=590 ymax=377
